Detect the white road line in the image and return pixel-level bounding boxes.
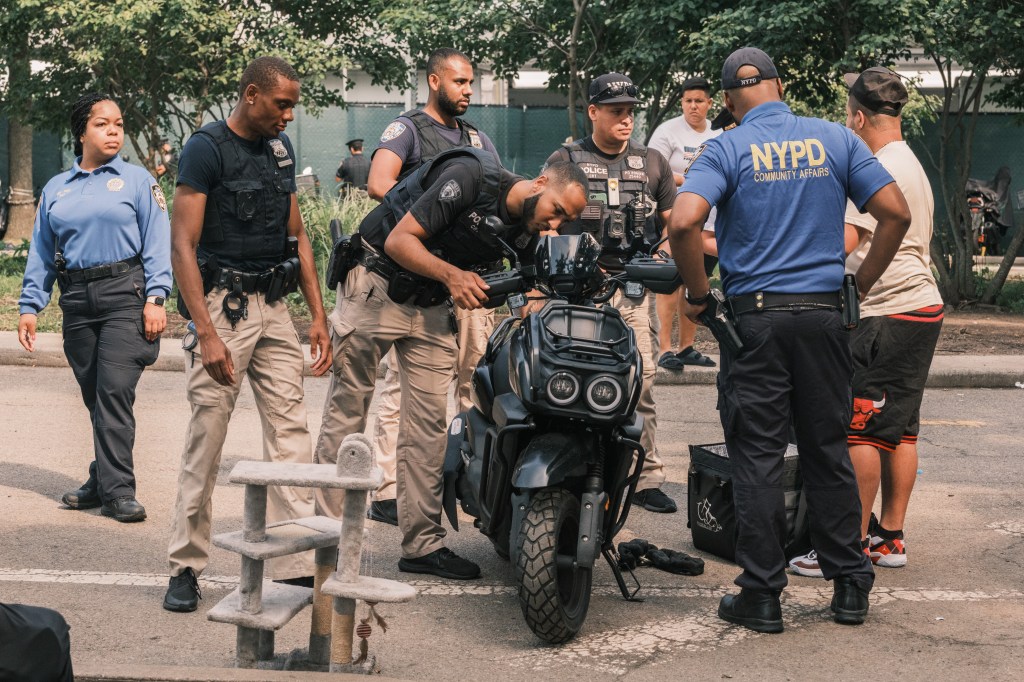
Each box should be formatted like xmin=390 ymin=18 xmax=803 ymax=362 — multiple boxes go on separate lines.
xmin=2 ymin=568 xmax=1021 ymax=602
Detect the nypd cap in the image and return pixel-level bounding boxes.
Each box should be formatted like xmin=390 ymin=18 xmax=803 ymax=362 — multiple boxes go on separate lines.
xmin=721 ymin=47 xmax=779 ymax=90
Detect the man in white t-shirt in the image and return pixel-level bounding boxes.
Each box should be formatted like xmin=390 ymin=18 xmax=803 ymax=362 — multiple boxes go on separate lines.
xmin=647 ymin=77 xmax=720 ymax=370
xmin=790 ymin=67 xmax=944 ymax=579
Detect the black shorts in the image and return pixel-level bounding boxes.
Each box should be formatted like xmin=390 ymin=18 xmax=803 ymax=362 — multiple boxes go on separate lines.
xmin=847 ymin=305 xmax=943 ymax=452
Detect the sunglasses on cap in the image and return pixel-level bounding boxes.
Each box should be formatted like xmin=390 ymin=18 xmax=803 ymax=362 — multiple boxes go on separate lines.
xmin=592 ymin=83 xmax=639 ymax=102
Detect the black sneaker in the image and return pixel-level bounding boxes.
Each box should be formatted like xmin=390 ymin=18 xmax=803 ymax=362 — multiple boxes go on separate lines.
xmin=398 ymin=548 xmax=481 ymax=580
xmin=163 ymin=568 xmax=201 ymax=612
xmin=61 ymin=481 xmax=101 ymax=510
xmin=718 ymin=588 xmax=784 ymax=633
xmin=100 ymin=496 xmax=147 ymax=522
xmin=632 ymin=488 xmax=678 ymax=513
xmin=367 ymin=499 xmax=398 ymax=526
xmin=831 ymin=575 xmax=869 ymax=625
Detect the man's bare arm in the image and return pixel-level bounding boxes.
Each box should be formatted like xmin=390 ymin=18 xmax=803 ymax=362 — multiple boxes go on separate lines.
xmin=366 ymin=149 xmax=403 ymax=201
xmin=171 ymin=186 xmax=235 ymax=386
xmin=286 ymin=193 xmax=331 ymax=375
xmin=853 ymin=183 xmax=911 ymax=297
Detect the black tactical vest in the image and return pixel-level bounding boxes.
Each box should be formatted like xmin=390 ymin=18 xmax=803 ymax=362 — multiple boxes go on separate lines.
xmin=398 ymin=109 xmax=485 ymax=181
xmin=378 ymin=147 xmax=515 ymax=270
xmin=564 ymin=140 xmax=660 ymax=249
xmin=195 ymin=121 xmax=296 ymax=270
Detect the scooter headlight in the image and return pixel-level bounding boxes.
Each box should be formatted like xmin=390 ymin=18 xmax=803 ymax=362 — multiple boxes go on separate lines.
xmin=585 ymin=375 xmax=623 ymax=414
xmin=546 ymin=371 xmax=580 ymax=406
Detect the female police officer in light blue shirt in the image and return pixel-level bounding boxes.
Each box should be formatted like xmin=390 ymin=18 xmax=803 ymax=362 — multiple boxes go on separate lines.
xmin=18 ymin=93 xmax=172 ymax=523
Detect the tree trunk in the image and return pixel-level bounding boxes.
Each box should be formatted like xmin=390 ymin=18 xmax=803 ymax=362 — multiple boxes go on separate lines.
xmin=5 ymin=118 xmax=35 ymax=243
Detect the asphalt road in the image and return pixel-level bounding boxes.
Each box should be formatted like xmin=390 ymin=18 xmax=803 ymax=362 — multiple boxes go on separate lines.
xmin=1 ymin=366 xmax=1022 ymax=680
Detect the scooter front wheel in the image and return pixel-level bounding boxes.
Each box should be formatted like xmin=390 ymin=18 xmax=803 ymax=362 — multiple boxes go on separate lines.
xmin=513 ymin=488 xmax=592 ymax=643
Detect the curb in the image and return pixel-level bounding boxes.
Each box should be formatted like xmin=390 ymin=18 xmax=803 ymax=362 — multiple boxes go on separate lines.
xmin=2 ymin=332 xmax=1023 ymax=389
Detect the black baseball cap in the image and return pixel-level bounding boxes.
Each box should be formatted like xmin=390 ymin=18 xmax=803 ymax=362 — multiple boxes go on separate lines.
xmin=346 ymin=138 xmax=364 ymax=147
xmin=681 ymin=77 xmax=711 ymax=94
xmin=844 ymin=67 xmax=908 ymax=116
xmin=588 ymin=73 xmax=641 ymax=105
xmin=721 ymin=47 xmax=779 ymax=90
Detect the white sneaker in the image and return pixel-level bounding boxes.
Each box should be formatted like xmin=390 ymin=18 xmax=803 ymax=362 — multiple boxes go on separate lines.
xmin=788 ymin=549 xmax=824 ymax=578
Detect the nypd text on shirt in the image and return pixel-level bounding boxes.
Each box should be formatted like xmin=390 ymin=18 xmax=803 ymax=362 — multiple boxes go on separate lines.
xmin=750 ymin=139 xmax=831 ymax=182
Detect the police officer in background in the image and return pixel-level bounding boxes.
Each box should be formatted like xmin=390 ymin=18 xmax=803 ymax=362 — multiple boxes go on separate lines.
xmin=668 ymin=47 xmax=911 ymax=632
xmin=544 ymin=73 xmax=679 ymax=514
xmin=361 ymin=48 xmax=503 ymax=527
xmin=315 ymin=148 xmax=587 ymax=579
xmin=335 ymin=138 xmax=370 ymax=194
xmin=164 ymin=56 xmax=332 ymax=612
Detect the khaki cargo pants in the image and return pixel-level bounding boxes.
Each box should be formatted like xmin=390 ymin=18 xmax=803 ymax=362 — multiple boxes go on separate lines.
xmin=606 ymin=290 xmax=666 ymax=489
xmin=314 ymin=265 xmax=457 ymax=559
xmin=167 ymin=290 xmax=315 ymax=580
xmin=372 ymin=306 xmax=494 ymax=501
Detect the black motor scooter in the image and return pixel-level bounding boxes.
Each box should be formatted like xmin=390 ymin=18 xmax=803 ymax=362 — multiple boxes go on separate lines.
xmin=442 ymin=232 xmax=680 ymax=643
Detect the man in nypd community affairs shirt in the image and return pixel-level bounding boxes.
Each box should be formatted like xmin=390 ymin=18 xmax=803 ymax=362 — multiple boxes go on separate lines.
xmin=668 ymin=47 xmax=911 ymax=634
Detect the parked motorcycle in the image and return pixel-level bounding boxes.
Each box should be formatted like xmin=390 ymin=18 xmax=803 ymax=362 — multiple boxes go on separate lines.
xmin=442 ymin=231 xmax=681 ymax=643
xmin=966 ymin=166 xmax=1014 ymax=256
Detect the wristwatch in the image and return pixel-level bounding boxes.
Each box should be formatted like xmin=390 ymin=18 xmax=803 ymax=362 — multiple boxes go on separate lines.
xmin=684 ymin=289 xmax=711 ymax=306
xmin=147 ymin=295 xmax=165 ymax=307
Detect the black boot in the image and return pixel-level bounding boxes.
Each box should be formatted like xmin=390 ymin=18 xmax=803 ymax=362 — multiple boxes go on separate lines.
xmin=61 ymin=479 xmax=101 ymax=510
xmin=163 ymin=568 xmax=201 ymax=612
xmin=367 ymin=499 xmax=398 ymax=526
xmin=100 ymin=496 xmax=147 ymax=522
xmin=831 ymin=575 xmax=869 ymax=625
xmin=718 ymin=588 xmax=783 ymax=633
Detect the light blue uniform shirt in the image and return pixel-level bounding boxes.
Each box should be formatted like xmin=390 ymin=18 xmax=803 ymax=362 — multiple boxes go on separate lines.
xmin=19 ymin=154 xmax=172 ymax=314
xmin=681 ymin=101 xmax=894 ymax=296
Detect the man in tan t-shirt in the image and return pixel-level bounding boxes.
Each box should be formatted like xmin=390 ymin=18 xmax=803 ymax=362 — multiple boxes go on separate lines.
xmin=789 ymin=67 xmax=943 ymax=579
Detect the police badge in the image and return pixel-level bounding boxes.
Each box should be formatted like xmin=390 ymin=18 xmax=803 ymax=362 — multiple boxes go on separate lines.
xmin=151 ymin=184 xmax=168 ymax=212
xmin=626 ymin=155 xmax=645 ymax=169
xmin=380 ymin=121 xmax=407 ymax=142
xmin=268 ymin=139 xmax=293 ymax=167
xmin=106 ymin=178 xmax=125 ymax=192
xmin=439 ymin=179 xmax=462 ymax=201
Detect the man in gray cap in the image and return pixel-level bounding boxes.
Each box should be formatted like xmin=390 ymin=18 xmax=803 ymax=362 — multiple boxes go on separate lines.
xmin=668 ymin=47 xmax=913 ymax=632
xmin=545 ymin=72 xmax=679 ymax=514
xmin=789 ymin=67 xmax=943 ymax=579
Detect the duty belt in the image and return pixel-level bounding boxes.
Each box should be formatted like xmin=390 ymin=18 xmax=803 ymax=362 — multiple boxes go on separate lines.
xmin=356 ymin=247 xmax=399 ymax=281
xmin=210 ymin=267 xmax=273 ymax=293
xmin=728 ymin=291 xmax=842 ymax=316
xmin=62 ymin=255 xmax=142 ymax=284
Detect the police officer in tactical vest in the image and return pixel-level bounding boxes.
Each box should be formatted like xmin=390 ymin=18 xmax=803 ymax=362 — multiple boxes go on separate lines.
xmin=164 ymin=56 xmax=332 ymax=612
xmin=316 ymin=147 xmax=588 ymax=580
xmin=359 ymin=48 xmax=504 ymax=527
xmin=544 ymin=72 xmax=679 ymax=514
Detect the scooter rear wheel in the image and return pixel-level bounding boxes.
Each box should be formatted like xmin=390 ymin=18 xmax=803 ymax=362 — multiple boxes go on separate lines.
xmin=514 ymin=488 xmax=592 ymax=643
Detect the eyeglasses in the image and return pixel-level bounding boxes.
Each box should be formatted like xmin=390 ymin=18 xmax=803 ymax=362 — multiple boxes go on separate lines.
xmin=592 ymin=83 xmax=639 ymax=102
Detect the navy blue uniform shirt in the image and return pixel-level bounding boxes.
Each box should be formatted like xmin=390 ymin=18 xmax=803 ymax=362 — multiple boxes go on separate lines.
xmin=19 ymin=154 xmax=172 ymax=314
xmin=681 ymin=101 xmax=893 ymax=296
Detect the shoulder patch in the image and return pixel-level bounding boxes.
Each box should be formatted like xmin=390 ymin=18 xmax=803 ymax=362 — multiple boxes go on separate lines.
xmin=151 ymin=184 xmax=167 ymax=212
xmin=380 ymin=121 xmax=407 ymax=143
xmin=439 ymin=179 xmax=462 ymax=201
xmin=683 ymin=144 xmax=708 ymax=176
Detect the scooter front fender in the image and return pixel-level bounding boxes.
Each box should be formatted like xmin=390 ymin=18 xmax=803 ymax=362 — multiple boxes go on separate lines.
xmin=511 ymin=432 xmax=588 ymax=490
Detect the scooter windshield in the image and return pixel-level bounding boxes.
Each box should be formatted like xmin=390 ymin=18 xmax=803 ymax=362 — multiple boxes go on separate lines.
xmin=535 ymin=233 xmax=602 ymax=294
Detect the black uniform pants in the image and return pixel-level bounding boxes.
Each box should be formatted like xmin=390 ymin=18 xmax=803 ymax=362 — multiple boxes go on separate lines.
xmin=58 ymin=266 xmax=159 ymax=502
xmin=718 ymin=308 xmax=874 ymax=593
